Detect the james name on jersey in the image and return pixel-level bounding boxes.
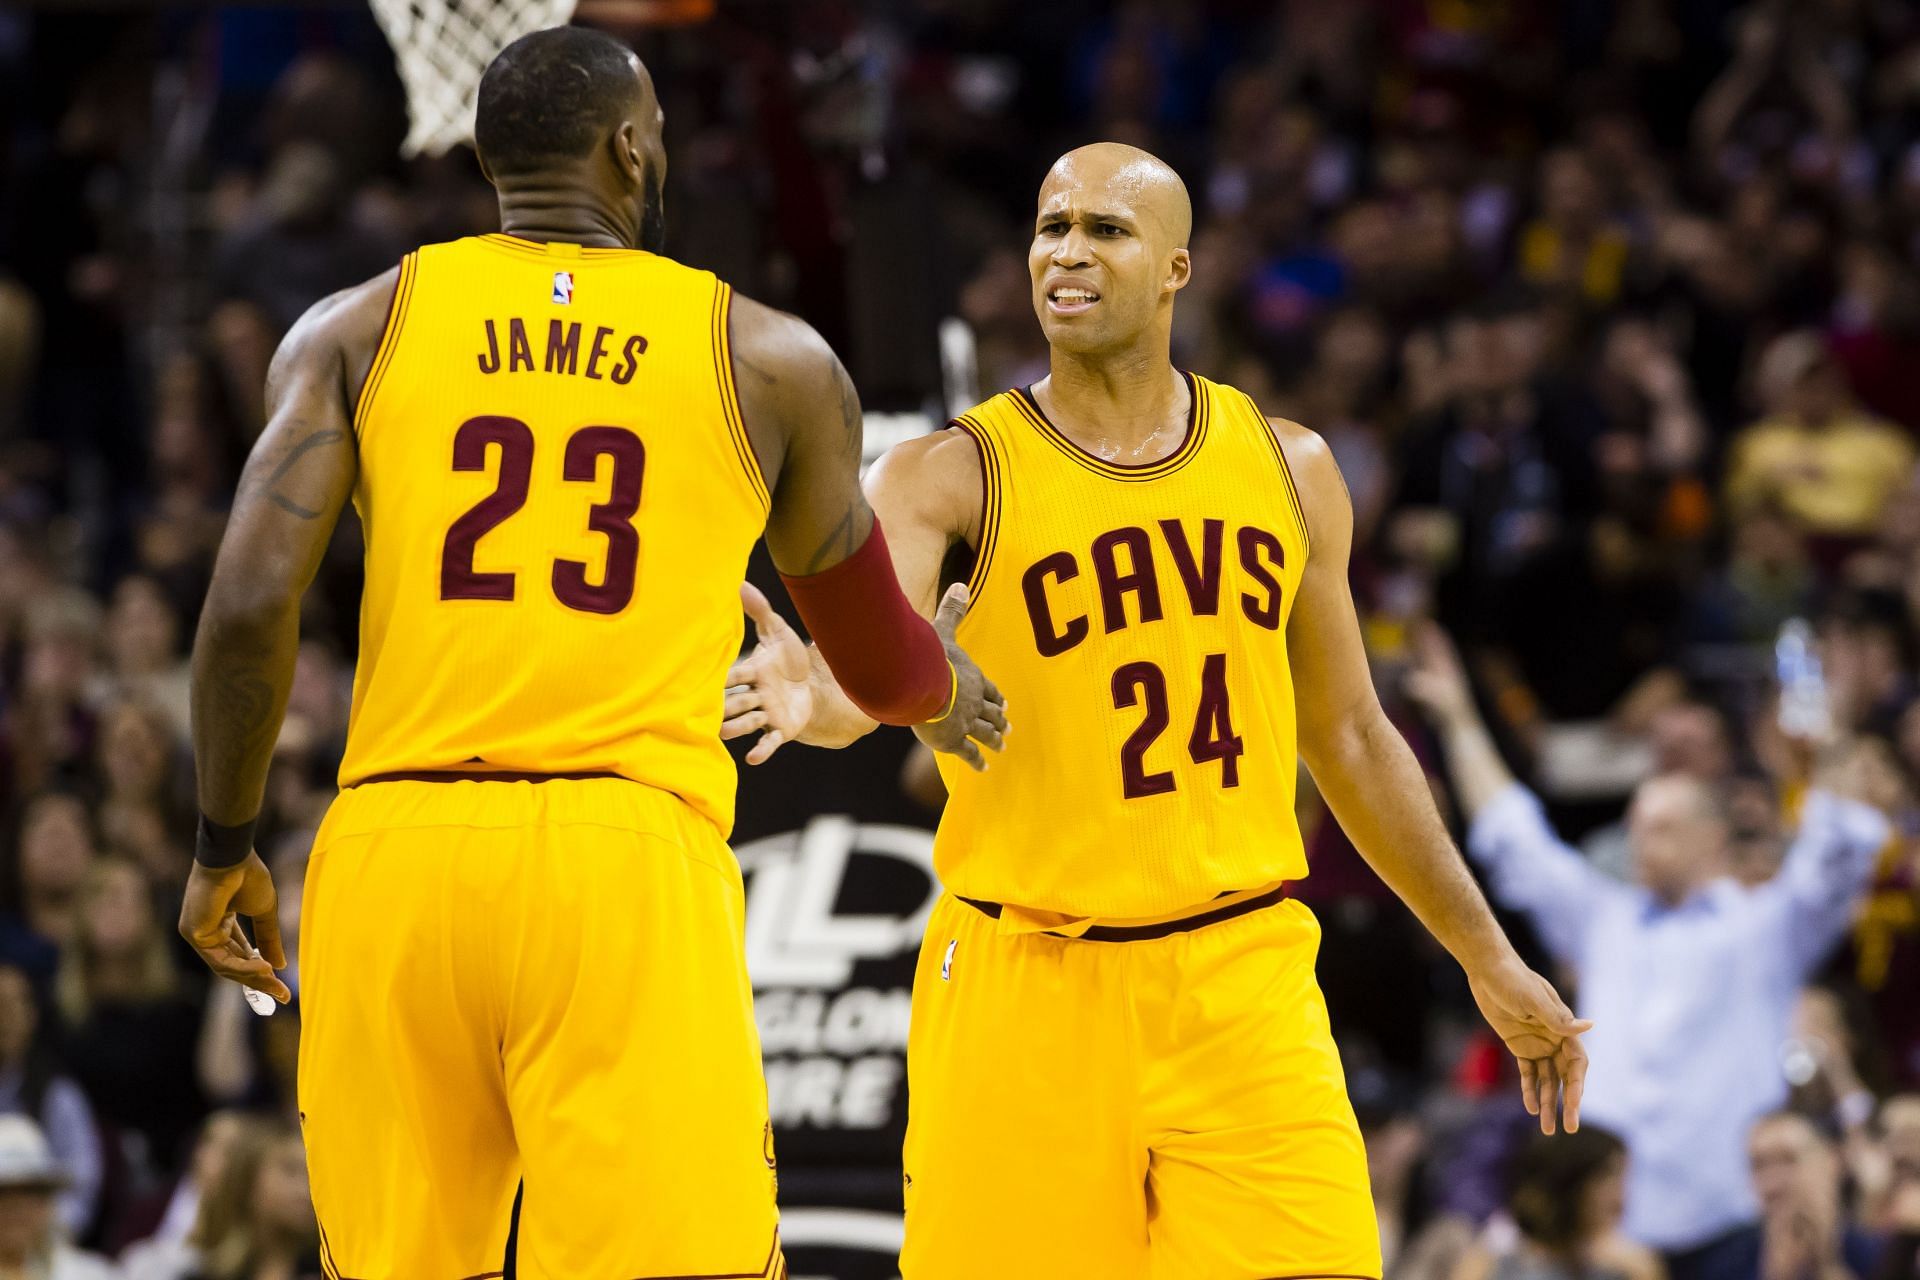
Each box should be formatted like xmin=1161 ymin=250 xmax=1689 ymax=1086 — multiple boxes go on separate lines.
xmin=476 ymin=316 xmax=649 ymax=383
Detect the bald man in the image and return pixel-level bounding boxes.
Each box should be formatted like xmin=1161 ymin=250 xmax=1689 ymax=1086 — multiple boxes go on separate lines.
xmin=726 ymin=144 xmax=1586 ymax=1277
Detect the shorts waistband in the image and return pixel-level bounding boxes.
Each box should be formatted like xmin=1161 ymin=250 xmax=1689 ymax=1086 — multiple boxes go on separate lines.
xmin=958 ymin=882 xmax=1290 ymax=942
xmin=349 ymin=770 xmax=626 ymax=787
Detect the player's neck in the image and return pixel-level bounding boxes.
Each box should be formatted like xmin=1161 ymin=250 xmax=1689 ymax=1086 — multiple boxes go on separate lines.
xmin=495 ymin=184 xmax=640 ymax=251
xmin=1036 ymin=347 xmax=1185 ymax=452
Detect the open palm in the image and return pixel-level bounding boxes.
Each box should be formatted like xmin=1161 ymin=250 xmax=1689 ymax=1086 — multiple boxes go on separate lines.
xmin=722 ymin=582 xmax=815 ymax=765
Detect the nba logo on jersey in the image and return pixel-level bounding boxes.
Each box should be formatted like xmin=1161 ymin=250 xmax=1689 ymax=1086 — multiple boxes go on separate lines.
xmin=551 ymin=271 xmax=574 ymax=305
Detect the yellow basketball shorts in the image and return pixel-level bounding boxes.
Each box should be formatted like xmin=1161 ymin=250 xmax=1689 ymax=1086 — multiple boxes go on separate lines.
xmin=296 ymin=777 xmax=784 ymax=1280
xmin=901 ymin=890 xmax=1380 ymax=1280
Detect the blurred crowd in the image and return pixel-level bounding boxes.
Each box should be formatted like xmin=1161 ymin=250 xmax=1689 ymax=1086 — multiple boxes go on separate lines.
xmin=3 ymin=0 xmax=1920 ymax=1276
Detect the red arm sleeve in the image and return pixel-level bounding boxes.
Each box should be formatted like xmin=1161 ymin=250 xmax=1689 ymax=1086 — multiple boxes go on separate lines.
xmin=778 ymin=519 xmax=955 ymax=726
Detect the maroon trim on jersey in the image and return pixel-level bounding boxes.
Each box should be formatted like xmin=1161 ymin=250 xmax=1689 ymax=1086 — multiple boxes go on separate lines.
xmin=349 ymin=770 xmax=625 ymax=787
xmin=1010 ymin=369 xmax=1207 ymax=480
xmin=711 ymin=282 xmax=771 ymax=512
xmin=352 ymin=251 xmax=417 ymax=437
xmin=958 ymin=881 xmax=1290 ymax=941
xmin=946 ymin=415 xmax=999 ymax=606
xmin=1239 ymin=389 xmax=1313 ymax=556
xmin=617 ymin=1230 xmax=783 ymax=1279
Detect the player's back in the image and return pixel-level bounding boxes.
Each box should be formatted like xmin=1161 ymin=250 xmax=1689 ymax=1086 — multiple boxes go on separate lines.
xmin=933 ymin=372 xmax=1312 ymax=918
xmin=340 ymin=233 xmax=768 ymax=832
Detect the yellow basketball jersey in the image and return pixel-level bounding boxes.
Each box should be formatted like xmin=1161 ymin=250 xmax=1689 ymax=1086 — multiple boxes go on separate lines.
xmin=339 ymin=234 xmax=768 ymax=833
xmin=933 ymin=373 xmax=1312 ymax=918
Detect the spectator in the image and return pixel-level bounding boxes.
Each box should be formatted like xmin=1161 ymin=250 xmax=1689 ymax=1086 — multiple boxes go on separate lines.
xmin=1 ymin=794 xmax=99 ymax=984
xmin=1725 ymin=333 xmax=1916 ymax=542
xmin=1452 ymin=1127 xmax=1663 ymax=1280
xmin=1687 ymin=507 xmax=1817 ymax=647
xmin=1408 ymin=624 xmax=1890 ymax=1279
xmin=116 ymin=1112 xmax=247 ymax=1273
xmin=1708 ymin=1111 xmax=1885 ymax=1280
xmin=0 ymin=1115 xmax=116 ymax=1279
xmin=1516 ymin=148 xmax=1636 ymax=308
xmin=99 ymin=579 xmax=190 ymax=743
xmin=0 ymin=964 xmax=100 ymax=1239
xmin=91 ymin=704 xmax=187 ymax=896
xmin=52 ymin=861 xmax=202 ymax=1184
xmin=1868 ymin=1096 xmax=1920 ymax=1280
xmin=181 ymin=1120 xmax=318 ymax=1280
xmin=9 ymin=595 xmax=102 ymax=801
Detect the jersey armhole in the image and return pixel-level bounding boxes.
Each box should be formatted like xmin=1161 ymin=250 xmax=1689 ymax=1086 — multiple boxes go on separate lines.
xmin=947 ymin=415 xmax=1001 ymax=606
xmin=710 ymin=281 xmax=772 ymax=514
xmin=352 ymin=251 xmax=419 ymax=440
xmin=1243 ymin=391 xmax=1312 ymax=559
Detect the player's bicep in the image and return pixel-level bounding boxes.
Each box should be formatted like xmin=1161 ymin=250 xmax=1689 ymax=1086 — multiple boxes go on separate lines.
xmin=1280 ymin=429 xmax=1381 ymax=766
xmin=212 ymin=318 xmax=358 ymax=608
xmin=733 ymin=300 xmax=876 ymax=577
xmin=863 ymin=434 xmax=977 ymax=619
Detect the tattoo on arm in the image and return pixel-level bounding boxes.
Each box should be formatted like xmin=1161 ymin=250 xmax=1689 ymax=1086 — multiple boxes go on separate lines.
xmin=734 ymin=352 xmax=779 ymax=387
xmin=207 ymin=632 xmax=282 ymax=764
xmin=245 ymin=426 xmax=348 ymax=521
xmin=802 ymin=502 xmax=862 ymax=575
xmin=835 ymin=363 xmax=862 ymax=458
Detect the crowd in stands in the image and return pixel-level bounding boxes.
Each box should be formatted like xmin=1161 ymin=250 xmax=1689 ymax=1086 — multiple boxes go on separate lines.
xmin=3 ymin=0 xmax=1920 ymax=1276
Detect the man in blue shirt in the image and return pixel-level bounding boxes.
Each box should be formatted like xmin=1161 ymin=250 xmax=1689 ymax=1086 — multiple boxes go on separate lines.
xmin=1409 ymin=628 xmax=1889 ymax=1280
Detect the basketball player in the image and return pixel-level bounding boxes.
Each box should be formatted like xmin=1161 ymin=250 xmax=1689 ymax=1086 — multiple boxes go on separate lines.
xmin=723 ymin=143 xmax=1590 ymax=1278
xmin=178 ymin=28 xmax=1004 ymax=1280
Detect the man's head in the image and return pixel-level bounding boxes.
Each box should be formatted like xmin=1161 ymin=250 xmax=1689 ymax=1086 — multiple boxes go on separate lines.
xmin=1756 ymin=330 xmax=1852 ymax=425
xmin=474 ymin=27 xmax=666 ymax=252
xmin=1748 ymin=1111 xmax=1842 ymax=1223
xmin=1029 ymin=143 xmax=1192 ymax=358
xmin=1880 ymin=1094 xmax=1920 ymax=1179
xmin=1627 ymin=773 xmax=1729 ymax=904
xmin=1648 ymin=701 xmax=1734 ymax=782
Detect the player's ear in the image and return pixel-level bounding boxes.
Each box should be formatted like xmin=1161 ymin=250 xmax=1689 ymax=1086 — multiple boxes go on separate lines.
xmin=1165 ymin=247 xmax=1192 ymax=295
xmin=612 ymin=120 xmax=645 ymax=190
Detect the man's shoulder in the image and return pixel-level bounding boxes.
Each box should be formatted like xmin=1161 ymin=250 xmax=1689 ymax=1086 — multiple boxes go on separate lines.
xmin=869 ymin=423 xmax=986 ymax=531
xmin=286 ymin=264 xmax=406 ymax=367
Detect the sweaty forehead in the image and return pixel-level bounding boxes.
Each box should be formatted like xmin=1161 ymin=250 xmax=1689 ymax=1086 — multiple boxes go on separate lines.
xmin=1037 ymin=154 xmax=1187 ymax=241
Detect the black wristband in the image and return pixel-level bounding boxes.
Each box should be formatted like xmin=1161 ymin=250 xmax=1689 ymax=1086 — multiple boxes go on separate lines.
xmin=194 ymin=813 xmax=258 ymax=870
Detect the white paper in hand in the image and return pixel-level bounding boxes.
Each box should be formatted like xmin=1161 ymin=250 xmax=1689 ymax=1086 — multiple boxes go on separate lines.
xmin=243 ymin=947 xmax=277 ymax=1017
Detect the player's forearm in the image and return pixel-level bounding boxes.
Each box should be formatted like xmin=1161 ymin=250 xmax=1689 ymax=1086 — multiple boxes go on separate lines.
xmin=797 ymin=645 xmax=880 ymax=748
xmin=781 ymin=520 xmax=953 ymax=726
xmin=1308 ymin=710 xmax=1517 ymax=974
xmin=190 ymin=588 xmax=300 ymax=825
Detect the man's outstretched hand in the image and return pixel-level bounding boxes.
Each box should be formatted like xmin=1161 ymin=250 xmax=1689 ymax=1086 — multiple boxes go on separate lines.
xmin=724 ymin=582 xmax=817 ymax=765
xmin=1468 ymin=952 xmax=1592 ymax=1134
xmin=722 ymin=581 xmax=1009 ymax=770
xmin=179 ymin=853 xmax=291 ymax=1004
xmin=910 ymin=583 xmax=1008 ymax=772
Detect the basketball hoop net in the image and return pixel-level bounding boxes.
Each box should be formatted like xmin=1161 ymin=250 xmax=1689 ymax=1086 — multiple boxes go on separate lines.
xmin=370 ymin=0 xmax=582 ymax=157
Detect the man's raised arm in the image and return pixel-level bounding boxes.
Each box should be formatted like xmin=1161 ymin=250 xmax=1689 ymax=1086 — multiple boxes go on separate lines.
xmin=183 ymin=271 xmax=392 ymax=1002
